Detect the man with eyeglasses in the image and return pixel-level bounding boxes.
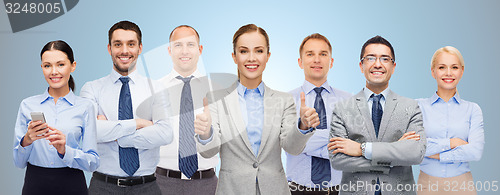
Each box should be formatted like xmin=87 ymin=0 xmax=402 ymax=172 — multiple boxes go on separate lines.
xmin=327 ymin=35 xmax=426 ymax=195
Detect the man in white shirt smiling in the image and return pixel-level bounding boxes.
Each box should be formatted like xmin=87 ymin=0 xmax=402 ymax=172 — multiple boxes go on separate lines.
xmin=81 ymin=20 xmax=173 ymax=195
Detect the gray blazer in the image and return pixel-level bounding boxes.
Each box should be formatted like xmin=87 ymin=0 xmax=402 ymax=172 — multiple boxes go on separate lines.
xmin=196 ymin=82 xmax=314 ymax=195
xmin=329 ymin=90 xmax=426 ymax=195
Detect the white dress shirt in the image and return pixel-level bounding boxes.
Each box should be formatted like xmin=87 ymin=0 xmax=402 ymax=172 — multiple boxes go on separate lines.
xmin=80 ymin=69 xmax=173 ymax=177
xmin=157 ymin=69 xmax=218 ymax=171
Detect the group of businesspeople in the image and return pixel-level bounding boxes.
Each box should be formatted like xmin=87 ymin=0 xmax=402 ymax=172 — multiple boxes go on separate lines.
xmin=12 ymin=20 xmax=484 ymax=195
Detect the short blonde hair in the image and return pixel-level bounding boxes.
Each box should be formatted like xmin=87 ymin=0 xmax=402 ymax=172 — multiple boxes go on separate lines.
xmin=431 ymin=46 xmax=465 ymax=69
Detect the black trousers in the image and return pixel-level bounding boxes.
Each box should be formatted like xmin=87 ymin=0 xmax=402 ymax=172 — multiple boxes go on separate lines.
xmin=22 ymin=163 xmax=87 ymax=195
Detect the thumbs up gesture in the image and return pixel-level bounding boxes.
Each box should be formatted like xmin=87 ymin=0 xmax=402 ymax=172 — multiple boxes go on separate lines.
xmin=299 ymin=92 xmax=320 ymax=130
xmin=194 ymin=97 xmax=212 ymax=140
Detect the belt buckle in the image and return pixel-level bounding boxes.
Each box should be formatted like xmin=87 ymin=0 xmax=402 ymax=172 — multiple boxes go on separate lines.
xmin=181 ymin=173 xmax=191 ymax=180
xmin=117 ymin=178 xmax=127 ymax=187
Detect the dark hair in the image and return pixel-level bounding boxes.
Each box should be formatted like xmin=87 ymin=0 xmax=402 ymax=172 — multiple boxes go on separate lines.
xmin=108 ymin=20 xmax=142 ymax=45
xmin=299 ymin=33 xmax=332 ymax=57
xmin=169 ymin=25 xmax=200 ymax=43
xmin=40 ymin=40 xmax=75 ymax=91
xmin=232 ymin=24 xmax=270 ymax=54
xmin=360 ymin=35 xmax=395 ymax=61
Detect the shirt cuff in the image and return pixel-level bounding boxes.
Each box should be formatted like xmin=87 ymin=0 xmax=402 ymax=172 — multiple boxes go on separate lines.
xmin=364 ymin=142 xmax=373 ymax=159
xmin=197 ymin=127 xmax=213 ymax=145
xmin=61 ymin=146 xmax=74 ymax=167
xmin=18 ymin=136 xmax=34 ymax=151
xmin=297 ymin=118 xmax=314 ymax=134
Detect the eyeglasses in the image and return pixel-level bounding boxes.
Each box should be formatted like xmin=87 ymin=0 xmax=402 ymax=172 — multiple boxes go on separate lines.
xmin=361 ymin=56 xmax=394 ymax=65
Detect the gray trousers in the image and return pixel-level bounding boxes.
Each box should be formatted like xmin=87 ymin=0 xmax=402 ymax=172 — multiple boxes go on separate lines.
xmin=88 ymin=176 xmax=161 ymax=195
xmin=156 ymin=173 xmax=218 ymax=195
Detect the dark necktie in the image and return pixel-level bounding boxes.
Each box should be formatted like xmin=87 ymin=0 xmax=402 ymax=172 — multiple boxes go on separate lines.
xmin=177 ymin=76 xmax=198 ymax=178
xmin=310 ymin=87 xmax=331 ymax=186
xmin=371 ymin=94 xmax=383 ymax=195
xmin=118 ymin=77 xmax=140 ymax=176
xmin=371 ymin=94 xmax=383 ymax=138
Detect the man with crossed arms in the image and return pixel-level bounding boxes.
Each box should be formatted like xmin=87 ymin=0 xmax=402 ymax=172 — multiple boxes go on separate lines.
xmin=328 ymin=35 xmax=426 ymax=195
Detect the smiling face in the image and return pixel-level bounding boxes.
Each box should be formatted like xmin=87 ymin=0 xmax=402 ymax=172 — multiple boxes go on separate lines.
xmin=41 ymin=50 xmax=76 ymax=94
xmin=108 ymin=29 xmax=142 ymax=76
xmin=299 ymin=38 xmax=333 ymax=86
xmin=232 ymin=31 xmax=270 ymax=87
xmin=169 ymin=27 xmax=203 ymax=77
xmin=432 ymin=52 xmax=464 ymax=92
xmin=359 ymin=43 xmax=396 ymax=93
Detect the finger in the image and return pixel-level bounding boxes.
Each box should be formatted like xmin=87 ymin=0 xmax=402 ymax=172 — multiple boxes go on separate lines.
xmin=330 ymin=137 xmax=344 ymax=142
xmin=196 ymin=114 xmax=208 ymax=122
xmin=310 ymin=121 xmax=320 ymax=128
xmin=203 ymin=97 xmax=209 ymax=113
xmin=49 ymin=140 xmax=65 ymax=146
xmin=300 ymin=92 xmax=306 ymax=107
xmin=34 ymin=128 xmax=50 ymax=136
xmin=327 ymin=142 xmax=335 ymax=148
xmin=304 ymin=108 xmax=316 ymax=118
xmin=194 ymin=124 xmax=208 ymax=132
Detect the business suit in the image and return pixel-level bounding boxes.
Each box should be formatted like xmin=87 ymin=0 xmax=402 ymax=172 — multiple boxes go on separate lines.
xmin=196 ymin=82 xmax=314 ymax=195
xmin=329 ymin=89 xmax=426 ymax=195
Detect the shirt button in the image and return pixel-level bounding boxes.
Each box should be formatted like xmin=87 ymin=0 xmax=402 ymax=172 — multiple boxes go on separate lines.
xmin=51 ymin=162 xmax=54 ymax=165
xmin=253 ymin=162 xmax=258 ymax=168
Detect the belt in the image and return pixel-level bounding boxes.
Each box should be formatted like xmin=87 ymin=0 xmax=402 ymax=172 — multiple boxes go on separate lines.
xmin=156 ymin=167 xmax=215 ymax=180
xmin=93 ymin=172 xmax=156 ymax=187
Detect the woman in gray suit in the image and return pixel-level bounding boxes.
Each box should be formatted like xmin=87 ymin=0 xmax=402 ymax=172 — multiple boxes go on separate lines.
xmin=194 ymin=24 xmax=318 ymax=195
xmin=417 ymin=46 xmax=484 ymax=195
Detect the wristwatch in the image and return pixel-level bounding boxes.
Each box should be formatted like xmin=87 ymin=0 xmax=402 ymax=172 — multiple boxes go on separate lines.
xmin=360 ymin=142 xmax=366 ymax=157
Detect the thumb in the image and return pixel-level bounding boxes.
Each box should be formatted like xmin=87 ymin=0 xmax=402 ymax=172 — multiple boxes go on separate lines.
xmin=300 ymin=92 xmax=306 ymax=108
xmin=203 ymin=97 xmax=209 ymax=113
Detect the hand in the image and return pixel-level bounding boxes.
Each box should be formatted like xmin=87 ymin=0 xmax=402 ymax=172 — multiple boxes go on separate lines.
xmin=328 ymin=137 xmax=362 ymax=157
xmin=21 ymin=121 xmax=49 ymax=147
xmin=450 ymin=138 xmax=468 ymax=149
xmin=299 ymin=92 xmax=320 ymax=130
xmin=45 ymin=126 xmax=66 ymax=155
xmin=428 ymin=153 xmax=440 ymax=159
xmin=97 ymin=115 xmax=107 ymax=120
xmin=194 ymin=97 xmax=212 ymax=140
xmin=398 ymin=131 xmax=420 ymax=141
xmin=135 ymin=118 xmax=153 ymax=130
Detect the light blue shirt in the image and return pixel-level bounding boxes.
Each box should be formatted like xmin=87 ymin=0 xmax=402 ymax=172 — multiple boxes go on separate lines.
xmin=80 ymin=70 xmax=173 ymax=177
xmin=417 ymin=93 xmax=484 ymax=177
xmin=362 ymin=87 xmax=389 ymax=160
xmin=13 ymin=89 xmax=99 ymax=172
xmin=287 ymin=80 xmax=352 ymax=187
xmin=237 ymin=82 xmax=265 ymax=156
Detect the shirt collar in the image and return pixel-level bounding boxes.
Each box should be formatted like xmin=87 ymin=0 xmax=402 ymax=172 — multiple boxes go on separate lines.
xmin=302 ymin=80 xmax=332 ymax=95
xmin=110 ymin=69 xmax=138 ymax=84
xmin=39 ymin=88 xmax=75 ymax=106
xmin=431 ymin=92 xmax=461 ymax=105
xmin=363 ymin=87 xmax=389 ymax=102
xmin=165 ymin=68 xmax=203 ymax=83
xmin=237 ymin=81 xmax=265 ymax=97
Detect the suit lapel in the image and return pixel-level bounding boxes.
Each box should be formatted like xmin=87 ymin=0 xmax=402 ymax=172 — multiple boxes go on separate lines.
xmin=354 ymin=91 xmax=377 ymax=141
xmin=378 ymin=89 xmax=397 ymax=141
xmin=224 ymin=82 xmax=255 ymax=156
xmin=257 ymin=84 xmax=275 ymax=158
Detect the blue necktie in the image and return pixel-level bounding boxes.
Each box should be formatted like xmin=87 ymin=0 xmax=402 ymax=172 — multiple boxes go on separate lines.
xmin=371 ymin=94 xmax=383 ymax=138
xmin=371 ymin=94 xmax=383 ymax=195
xmin=118 ymin=77 xmax=140 ymax=176
xmin=177 ymin=76 xmax=198 ymax=178
xmin=310 ymin=87 xmax=331 ymax=186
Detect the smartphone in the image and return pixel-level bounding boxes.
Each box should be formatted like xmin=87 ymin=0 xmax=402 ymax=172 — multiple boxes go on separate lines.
xmin=30 ymin=112 xmax=47 ymax=131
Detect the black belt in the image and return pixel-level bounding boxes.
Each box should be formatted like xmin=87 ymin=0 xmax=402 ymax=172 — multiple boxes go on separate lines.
xmin=93 ymin=172 xmax=156 ymax=187
xmin=156 ymin=167 xmax=215 ymax=180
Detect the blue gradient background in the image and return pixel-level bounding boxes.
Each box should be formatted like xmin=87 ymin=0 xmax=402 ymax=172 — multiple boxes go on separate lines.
xmin=1 ymin=0 xmax=499 ymax=194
